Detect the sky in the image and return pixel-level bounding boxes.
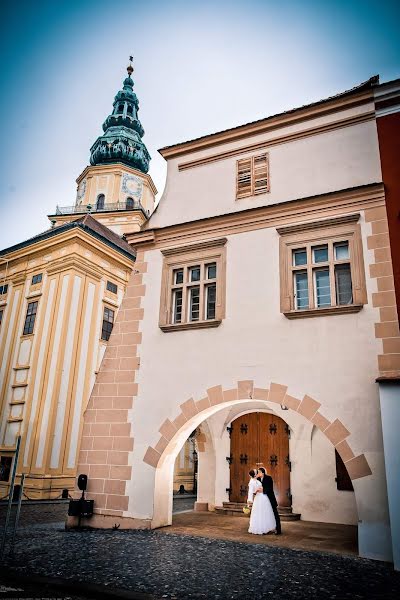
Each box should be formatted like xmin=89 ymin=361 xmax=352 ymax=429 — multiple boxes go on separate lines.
xmin=0 ymin=0 xmax=399 ymax=249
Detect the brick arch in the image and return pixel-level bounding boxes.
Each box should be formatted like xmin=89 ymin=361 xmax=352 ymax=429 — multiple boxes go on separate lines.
xmin=144 ymin=380 xmax=372 ymax=481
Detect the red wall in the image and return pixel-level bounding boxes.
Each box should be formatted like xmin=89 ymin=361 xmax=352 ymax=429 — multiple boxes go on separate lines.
xmin=376 ymin=112 xmax=400 ymax=322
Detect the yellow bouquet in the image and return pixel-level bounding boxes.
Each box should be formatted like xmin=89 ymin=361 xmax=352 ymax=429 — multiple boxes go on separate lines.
xmin=243 ymin=505 xmax=251 ymax=515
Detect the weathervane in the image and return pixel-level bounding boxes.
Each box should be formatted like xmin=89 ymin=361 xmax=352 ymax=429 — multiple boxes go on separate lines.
xmin=127 ymin=55 xmax=134 ymax=76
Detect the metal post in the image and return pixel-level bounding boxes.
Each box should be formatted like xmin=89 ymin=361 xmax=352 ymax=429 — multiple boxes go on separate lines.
xmin=0 ymin=435 xmax=21 ymax=560
xmin=10 ymin=473 xmax=25 ymax=553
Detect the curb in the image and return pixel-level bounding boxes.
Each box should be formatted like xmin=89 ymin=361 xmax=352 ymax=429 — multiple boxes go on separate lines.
xmin=1 ymin=571 xmax=155 ymax=600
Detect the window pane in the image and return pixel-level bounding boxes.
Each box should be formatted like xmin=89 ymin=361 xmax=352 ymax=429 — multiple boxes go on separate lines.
xmin=312 ymin=245 xmax=328 ymax=263
xmin=0 ymin=310 xmax=3 ymax=325
xmin=190 ymin=266 xmax=201 ymax=282
xmin=189 ymin=287 xmax=200 ymax=321
xmin=106 ymin=281 xmax=118 ymax=294
xmin=315 ymin=269 xmax=331 ymax=307
xmin=23 ymin=301 xmax=38 ymax=335
xmin=173 ymin=289 xmax=183 ymax=323
xmin=335 ymin=264 xmax=353 ymax=305
xmin=334 ymin=242 xmax=349 ymax=260
xmin=0 ymin=284 xmax=8 ymax=295
xmin=174 ymin=269 xmax=184 ymax=285
xmin=294 ymin=271 xmax=309 ymax=309
xmin=32 ymin=273 xmax=42 ymax=285
xmin=207 ymin=263 xmax=217 ymax=279
xmin=293 ymin=249 xmax=307 ymax=266
xmin=206 ymin=283 xmax=216 ymax=319
xmin=101 ymin=307 xmax=114 ymax=341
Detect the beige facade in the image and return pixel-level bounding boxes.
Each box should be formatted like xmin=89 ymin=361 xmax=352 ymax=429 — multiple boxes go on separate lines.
xmin=72 ymin=77 xmax=399 ymax=567
xmin=50 ymin=163 xmax=157 ymax=236
xmin=0 ymin=219 xmax=135 ymax=498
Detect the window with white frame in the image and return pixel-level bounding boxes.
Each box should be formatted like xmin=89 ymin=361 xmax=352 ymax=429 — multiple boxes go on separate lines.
xmin=278 ymin=214 xmax=366 ymax=318
xmin=159 ymin=239 xmax=226 ymax=331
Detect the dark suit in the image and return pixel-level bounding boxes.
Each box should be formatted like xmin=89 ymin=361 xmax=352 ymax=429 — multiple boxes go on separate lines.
xmin=258 ymin=474 xmax=281 ymax=534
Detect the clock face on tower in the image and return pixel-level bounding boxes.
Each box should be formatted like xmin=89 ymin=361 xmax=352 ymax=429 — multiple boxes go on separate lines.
xmin=76 ymin=179 xmax=86 ymax=202
xmin=122 ymin=174 xmax=143 ymax=200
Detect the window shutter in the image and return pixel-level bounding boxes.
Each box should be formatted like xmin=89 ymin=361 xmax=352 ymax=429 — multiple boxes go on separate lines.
xmin=253 ymin=153 xmax=269 ymax=195
xmin=236 ymin=158 xmax=252 ymax=199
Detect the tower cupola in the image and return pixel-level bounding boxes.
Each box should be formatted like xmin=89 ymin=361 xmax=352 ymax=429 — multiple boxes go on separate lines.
xmin=90 ymin=62 xmax=150 ymax=173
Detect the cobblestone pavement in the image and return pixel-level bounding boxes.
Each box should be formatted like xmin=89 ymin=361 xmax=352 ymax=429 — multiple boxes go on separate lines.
xmin=1 ymin=525 xmax=399 ymax=600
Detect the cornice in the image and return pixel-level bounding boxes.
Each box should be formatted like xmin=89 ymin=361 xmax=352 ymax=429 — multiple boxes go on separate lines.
xmin=46 ymin=254 xmax=103 ymax=280
xmin=160 ymin=89 xmax=374 ymax=160
xmin=127 ymin=183 xmax=384 ymax=249
xmin=1 ymin=226 xmax=135 ymax=271
xmin=161 ymin=238 xmax=227 ymax=256
xmin=178 ymin=111 xmax=374 ymax=171
xmin=276 ymin=213 xmax=360 ymax=236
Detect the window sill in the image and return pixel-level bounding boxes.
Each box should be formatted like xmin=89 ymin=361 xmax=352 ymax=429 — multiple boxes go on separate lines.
xmin=283 ymin=304 xmax=363 ymax=319
xmin=160 ymin=319 xmax=222 ymax=332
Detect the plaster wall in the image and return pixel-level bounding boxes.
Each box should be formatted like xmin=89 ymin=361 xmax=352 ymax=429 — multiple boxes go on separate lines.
xmin=150 ymin=104 xmax=381 ymax=228
xmin=127 ymin=217 xmax=386 ymax=531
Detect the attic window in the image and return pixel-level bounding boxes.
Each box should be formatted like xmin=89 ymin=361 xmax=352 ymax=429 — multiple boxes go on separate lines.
xmin=236 ymin=153 xmax=269 ymax=199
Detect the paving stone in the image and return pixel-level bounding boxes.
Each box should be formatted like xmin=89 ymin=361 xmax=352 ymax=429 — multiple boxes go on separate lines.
xmin=1 ymin=524 xmax=399 ymax=599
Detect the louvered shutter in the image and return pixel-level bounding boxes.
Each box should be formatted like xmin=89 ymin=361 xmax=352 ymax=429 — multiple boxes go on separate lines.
xmin=253 ymin=153 xmax=269 ymax=195
xmin=236 ymin=158 xmax=252 ymax=198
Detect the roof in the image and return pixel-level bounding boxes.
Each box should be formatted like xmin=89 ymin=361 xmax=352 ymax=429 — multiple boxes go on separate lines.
xmin=0 ymin=214 xmax=136 ymax=261
xmin=158 ymin=75 xmax=380 ymax=158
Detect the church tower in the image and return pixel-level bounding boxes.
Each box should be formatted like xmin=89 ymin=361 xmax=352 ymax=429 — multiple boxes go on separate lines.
xmin=49 ymin=60 xmax=157 ymax=234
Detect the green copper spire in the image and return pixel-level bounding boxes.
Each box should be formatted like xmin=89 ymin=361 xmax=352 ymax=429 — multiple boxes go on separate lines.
xmin=90 ymin=61 xmax=150 ymax=173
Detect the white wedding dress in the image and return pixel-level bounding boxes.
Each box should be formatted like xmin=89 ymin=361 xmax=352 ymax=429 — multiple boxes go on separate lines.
xmin=247 ymin=477 xmax=276 ymax=535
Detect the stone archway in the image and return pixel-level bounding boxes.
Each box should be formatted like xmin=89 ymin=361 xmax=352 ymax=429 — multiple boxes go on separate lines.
xmin=144 ymin=380 xmax=372 ymax=529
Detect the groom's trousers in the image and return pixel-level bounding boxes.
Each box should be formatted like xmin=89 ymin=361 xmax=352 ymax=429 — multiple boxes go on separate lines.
xmin=272 ymin=505 xmax=281 ymax=534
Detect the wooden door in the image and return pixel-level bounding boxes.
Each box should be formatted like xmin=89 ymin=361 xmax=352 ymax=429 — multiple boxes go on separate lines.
xmin=229 ymin=412 xmax=291 ymax=507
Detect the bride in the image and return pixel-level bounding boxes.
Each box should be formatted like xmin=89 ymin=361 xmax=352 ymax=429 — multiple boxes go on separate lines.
xmin=247 ymin=469 xmax=276 ymax=535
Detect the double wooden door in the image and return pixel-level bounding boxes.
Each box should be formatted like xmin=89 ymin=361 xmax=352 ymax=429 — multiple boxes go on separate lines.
xmin=229 ymin=412 xmax=291 ymax=507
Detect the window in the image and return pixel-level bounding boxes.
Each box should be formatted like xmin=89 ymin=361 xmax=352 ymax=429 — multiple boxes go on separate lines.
xmin=335 ymin=450 xmax=354 ymax=491
xmin=23 ymin=301 xmax=38 ymax=335
xmin=0 ymin=309 xmax=3 ymax=327
xmin=106 ymin=281 xmax=118 ymax=294
xmin=101 ymin=307 xmax=114 ymax=341
xmin=96 ymin=194 xmax=105 ymax=210
xmin=127 ymin=105 xmax=133 ymax=116
xmin=31 ymin=273 xmax=43 ymax=285
xmin=0 ymin=284 xmax=8 ymax=295
xmin=118 ymin=103 xmax=124 ymax=113
xmin=126 ymin=197 xmax=134 ymax=209
xmin=159 ymin=238 xmax=227 ymax=331
xmin=278 ymin=214 xmax=366 ymax=318
xmin=236 ymin=153 xmax=269 ymax=199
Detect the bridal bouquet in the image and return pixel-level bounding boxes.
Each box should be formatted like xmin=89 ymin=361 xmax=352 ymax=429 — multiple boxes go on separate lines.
xmin=243 ymin=505 xmax=251 ymax=515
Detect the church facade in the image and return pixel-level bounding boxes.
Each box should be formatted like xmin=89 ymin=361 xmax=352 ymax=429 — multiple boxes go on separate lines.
xmin=69 ymin=73 xmax=400 ymax=568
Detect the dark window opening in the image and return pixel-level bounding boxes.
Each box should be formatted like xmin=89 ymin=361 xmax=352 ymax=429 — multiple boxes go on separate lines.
xmin=101 ymin=307 xmax=114 ymax=341
xmin=96 ymin=194 xmax=105 ymax=210
xmin=0 ymin=284 xmax=8 ymax=295
xmin=335 ymin=450 xmax=354 ymax=491
xmin=23 ymin=301 xmax=38 ymax=335
xmin=106 ymin=281 xmax=118 ymax=294
xmin=32 ymin=273 xmax=43 ymax=285
xmin=126 ymin=197 xmax=134 ymax=209
xmin=127 ymin=105 xmax=133 ymax=116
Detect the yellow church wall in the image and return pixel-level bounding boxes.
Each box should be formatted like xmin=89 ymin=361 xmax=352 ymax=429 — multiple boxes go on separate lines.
xmin=0 ymin=229 xmax=134 ymax=499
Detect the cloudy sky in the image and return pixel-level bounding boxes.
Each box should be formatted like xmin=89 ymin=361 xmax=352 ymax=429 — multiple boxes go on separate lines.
xmin=1 ymin=0 xmax=399 ymax=249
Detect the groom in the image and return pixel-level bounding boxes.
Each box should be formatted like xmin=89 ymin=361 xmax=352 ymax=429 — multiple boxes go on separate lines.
xmin=257 ymin=467 xmax=282 ymax=535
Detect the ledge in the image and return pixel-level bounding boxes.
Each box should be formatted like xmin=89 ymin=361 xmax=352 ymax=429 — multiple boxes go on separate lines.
xmin=160 ymin=319 xmax=222 ymax=332
xmin=284 ymin=304 xmax=363 ymax=319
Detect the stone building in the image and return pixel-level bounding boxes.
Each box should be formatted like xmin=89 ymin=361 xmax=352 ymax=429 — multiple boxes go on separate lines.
xmin=0 ymin=64 xmax=156 ymax=499
xmin=69 ymin=73 xmax=400 ymax=569
xmin=0 ymin=64 xmax=399 ymax=569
